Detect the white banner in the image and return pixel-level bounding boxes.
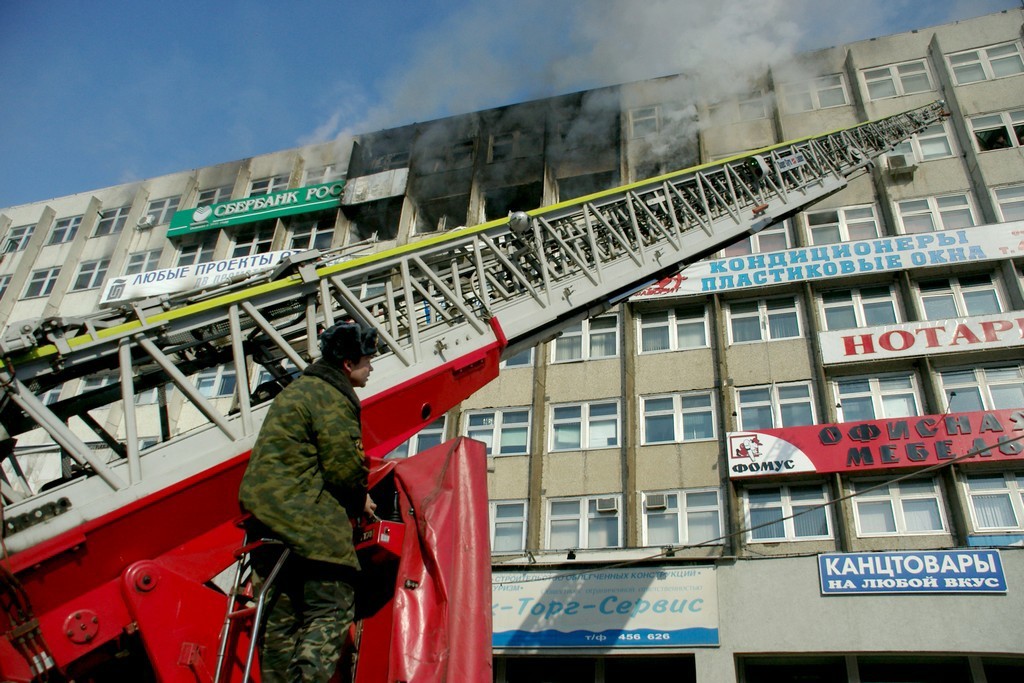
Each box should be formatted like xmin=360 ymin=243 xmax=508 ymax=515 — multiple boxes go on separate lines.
xmin=492 ymin=566 xmax=718 ymax=648
xmin=99 ymin=250 xmax=301 ymax=304
xmin=632 ymin=221 xmax=1023 ymax=299
xmin=820 ymin=311 xmax=1024 ymax=364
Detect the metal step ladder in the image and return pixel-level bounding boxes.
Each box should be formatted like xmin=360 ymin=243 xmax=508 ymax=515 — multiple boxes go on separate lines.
xmin=213 ymin=519 xmax=291 ymax=683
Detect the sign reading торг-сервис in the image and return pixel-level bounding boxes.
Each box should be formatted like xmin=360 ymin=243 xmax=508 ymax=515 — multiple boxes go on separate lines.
xmin=492 ymin=566 xmax=718 ymax=648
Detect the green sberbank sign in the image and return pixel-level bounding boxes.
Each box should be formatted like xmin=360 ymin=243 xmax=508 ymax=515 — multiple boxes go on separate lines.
xmin=167 ymin=180 xmax=345 ymax=237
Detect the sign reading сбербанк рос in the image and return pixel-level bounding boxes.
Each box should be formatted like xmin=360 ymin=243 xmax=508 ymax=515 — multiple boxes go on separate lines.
xmin=166 ymin=181 xmax=345 ymax=237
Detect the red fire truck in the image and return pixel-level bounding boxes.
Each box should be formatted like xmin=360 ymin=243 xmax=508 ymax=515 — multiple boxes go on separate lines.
xmin=0 ymin=102 xmax=946 ymax=682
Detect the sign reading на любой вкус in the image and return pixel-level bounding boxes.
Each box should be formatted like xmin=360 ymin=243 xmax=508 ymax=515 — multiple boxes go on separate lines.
xmin=167 ymin=181 xmax=345 ymax=237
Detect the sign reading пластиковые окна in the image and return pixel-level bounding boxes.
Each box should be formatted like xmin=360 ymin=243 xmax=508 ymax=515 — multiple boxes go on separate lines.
xmin=491 ymin=566 xmax=718 ymax=648
xmin=167 ymin=181 xmax=345 ymax=237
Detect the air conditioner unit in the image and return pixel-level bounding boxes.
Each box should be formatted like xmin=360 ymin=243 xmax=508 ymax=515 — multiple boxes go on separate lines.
xmin=644 ymin=493 xmax=668 ymax=511
xmin=136 ymin=215 xmax=155 ymax=230
xmin=595 ymin=497 xmax=618 ymax=513
xmin=886 ymin=154 xmax=917 ymax=177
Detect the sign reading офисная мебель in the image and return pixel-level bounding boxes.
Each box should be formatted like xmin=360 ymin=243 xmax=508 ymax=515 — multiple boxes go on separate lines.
xmin=166 ymin=181 xmax=345 ymax=237
xmin=631 ymin=221 xmax=1024 ymax=299
xmin=727 ymin=409 xmax=1024 ymax=478
xmin=492 ymin=566 xmax=718 ymax=648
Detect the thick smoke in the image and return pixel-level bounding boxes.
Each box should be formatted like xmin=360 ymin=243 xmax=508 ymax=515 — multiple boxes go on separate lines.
xmin=304 ymin=0 xmax=1014 ymax=144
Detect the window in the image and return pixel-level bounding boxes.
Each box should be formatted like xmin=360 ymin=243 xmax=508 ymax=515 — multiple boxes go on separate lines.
xmin=464 ymin=408 xmax=530 ymax=456
xmin=4 ymin=224 xmax=34 ymax=252
xmin=0 ymin=274 xmax=10 ymax=300
xmin=722 ymin=221 xmax=789 ymax=256
xmin=197 ymin=185 xmax=232 ymax=207
xmin=728 ymin=297 xmax=800 ymax=343
xmin=48 ymin=216 xmax=82 ymax=245
xmin=22 ymin=267 xmax=61 ymax=298
xmin=888 ymin=122 xmax=955 ymax=162
xmin=806 ymin=205 xmax=880 ymax=245
xmin=745 ymin=483 xmax=831 ymax=542
xmin=304 ymin=163 xmax=345 ymax=185
xmin=552 ymin=314 xmax=618 ymax=362
xmin=853 ymin=478 xmax=945 ymax=535
xmin=490 ymin=500 xmax=527 ymax=553
xmin=547 ymin=495 xmax=621 ymax=550
xmin=835 ymin=374 xmax=920 ymax=422
xmin=249 ymin=174 xmax=290 ymax=196
xmin=918 ymin=273 xmax=1001 ymax=320
xmin=965 ymin=472 xmax=1024 ymax=531
xmin=630 ymin=106 xmax=659 ymax=138
xmin=643 ymin=489 xmax=723 ymax=547
xmin=994 ymin=184 xmax=1024 ymax=221
xmin=194 ymin=365 xmax=237 ymax=398
xmin=969 ymin=110 xmax=1024 ymax=152
xmin=94 ymin=206 xmax=130 ymax=237
xmin=736 ymin=383 xmax=815 ymax=430
xmin=288 ymin=213 xmax=335 ymax=251
xmin=641 ymin=392 xmax=716 ymax=444
xmin=176 ymin=235 xmax=217 ymax=267
xmin=385 ymin=417 xmax=446 ymax=459
xmin=895 ymin=193 xmax=975 ymax=233
xmin=820 ymin=285 xmax=899 ymax=330
xmin=706 ymin=91 xmax=768 ymax=124
xmin=948 ymin=41 xmax=1024 ymax=85
xmin=81 ymin=373 xmax=118 ymax=392
xmin=550 ymin=401 xmax=619 ymax=451
xmin=781 ymin=74 xmax=848 ymax=113
xmin=738 ymin=90 xmax=768 ymax=121
xmin=501 ymin=348 xmax=533 ymax=368
xmin=143 ymin=196 xmax=181 ymax=226
xmin=638 ymin=306 xmax=708 ymax=353
xmin=372 ymin=151 xmax=410 ymax=172
xmin=862 ymin=60 xmax=933 ymax=100
xmin=125 ymin=249 xmax=162 ymax=275
xmin=38 ymin=386 xmax=62 ymax=405
xmin=72 ymin=259 xmax=110 ymax=291
xmin=488 ymin=132 xmax=519 ymax=162
xmin=942 ymin=364 xmax=1024 ymax=412
xmin=230 ymin=223 xmax=274 ymax=258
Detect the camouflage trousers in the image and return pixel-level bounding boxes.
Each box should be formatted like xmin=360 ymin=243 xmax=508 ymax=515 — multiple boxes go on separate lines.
xmin=250 ymin=549 xmax=357 ymax=683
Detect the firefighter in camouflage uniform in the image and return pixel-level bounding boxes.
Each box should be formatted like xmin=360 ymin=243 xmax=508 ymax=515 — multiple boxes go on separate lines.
xmin=239 ymin=320 xmax=379 ymax=683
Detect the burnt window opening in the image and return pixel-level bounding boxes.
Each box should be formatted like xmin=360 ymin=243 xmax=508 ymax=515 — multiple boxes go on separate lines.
xmin=415 ymin=195 xmax=470 ymax=234
xmin=558 ymin=171 xmax=619 ymax=202
xmin=345 ymin=197 xmax=403 ymax=242
xmin=489 ymin=132 xmax=518 ymax=163
xmin=371 ymin=151 xmax=410 ymax=173
xmin=483 ymin=182 xmax=542 ymax=223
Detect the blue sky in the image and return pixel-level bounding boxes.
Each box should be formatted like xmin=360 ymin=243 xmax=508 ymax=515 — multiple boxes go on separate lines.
xmin=0 ymin=0 xmax=1018 ymax=208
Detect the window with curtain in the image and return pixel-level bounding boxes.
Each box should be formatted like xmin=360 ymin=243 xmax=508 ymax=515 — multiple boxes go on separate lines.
xmin=745 ymin=483 xmax=832 ymax=542
xmin=642 ymin=489 xmax=723 ymax=547
xmin=966 ymin=473 xmax=1024 ymax=531
xmin=852 ymin=478 xmax=945 ymax=535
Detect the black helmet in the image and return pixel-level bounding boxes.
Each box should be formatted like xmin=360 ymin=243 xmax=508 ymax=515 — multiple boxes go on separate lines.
xmin=320 ymin=321 xmax=378 ymax=365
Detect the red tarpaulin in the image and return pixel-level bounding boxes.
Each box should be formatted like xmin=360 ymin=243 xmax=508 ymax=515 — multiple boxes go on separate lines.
xmin=358 ymin=437 xmax=492 ymax=683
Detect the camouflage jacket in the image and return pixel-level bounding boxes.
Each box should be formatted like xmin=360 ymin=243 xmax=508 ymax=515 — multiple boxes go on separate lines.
xmin=239 ymin=360 xmax=368 ymax=568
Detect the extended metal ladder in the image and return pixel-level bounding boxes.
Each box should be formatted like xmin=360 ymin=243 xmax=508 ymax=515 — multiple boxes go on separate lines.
xmin=0 ymin=101 xmax=948 ymax=555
